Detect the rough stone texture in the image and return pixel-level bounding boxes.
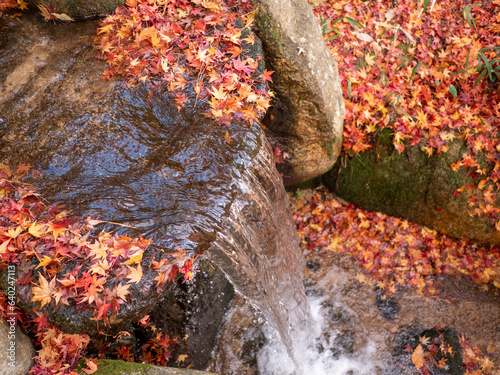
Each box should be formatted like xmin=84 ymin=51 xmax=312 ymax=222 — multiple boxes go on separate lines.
xmin=0 ymin=320 xmax=36 ymax=375
xmin=150 ymin=260 xmax=235 ymax=370
xmin=27 ymin=0 xmax=124 ymax=17
xmin=325 ymin=132 xmax=500 ymax=244
xmin=251 ymin=0 xmax=345 ymax=186
xmin=77 ymin=359 xmax=217 ymax=375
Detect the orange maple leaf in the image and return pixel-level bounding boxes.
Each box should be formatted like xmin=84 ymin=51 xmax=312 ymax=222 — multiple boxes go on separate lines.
xmin=32 ymin=275 xmax=56 ymax=308
xmin=126 ymin=264 xmax=143 ymax=284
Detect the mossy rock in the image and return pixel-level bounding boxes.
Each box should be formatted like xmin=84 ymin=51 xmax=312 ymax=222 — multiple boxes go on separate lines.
xmin=251 ymin=0 xmax=345 ymax=186
xmin=28 ymin=0 xmax=124 ymax=17
xmin=325 ymin=134 xmax=500 ymax=244
xmin=76 ymin=359 xmax=217 ymax=375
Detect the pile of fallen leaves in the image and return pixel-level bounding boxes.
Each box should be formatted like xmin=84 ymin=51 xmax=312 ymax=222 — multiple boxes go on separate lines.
xmin=95 ymin=0 xmax=273 ymax=125
xmin=293 ymin=189 xmax=500 ymax=297
xmin=0 ymin=0 xmax=27 ymax=13
xmin=310 ymin=0 xmax=500 ymax=227
xmin=410 ymin=330 xmax=495 ymax=374
xmin=0 ymin=164 xmax=196 ymax=373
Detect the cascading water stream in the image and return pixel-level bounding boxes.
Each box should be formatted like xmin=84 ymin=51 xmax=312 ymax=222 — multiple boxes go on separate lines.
xmin=205 ymin=129 xmax=314 ymax=367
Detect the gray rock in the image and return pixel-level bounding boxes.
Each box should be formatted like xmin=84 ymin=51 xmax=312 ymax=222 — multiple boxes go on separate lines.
xmin=0 ymin=320 xmax=35 ymax=375
xmin=150 ymin=260 xmax=235 ymax=369
xmin=251 ymin=0 xmax=345 ymax=185
xmin=27 ymin=0 xmax=124 ymax=18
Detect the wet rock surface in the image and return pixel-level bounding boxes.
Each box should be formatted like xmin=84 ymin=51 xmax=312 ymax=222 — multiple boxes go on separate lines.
xmin=150 ymin=260 xmax=235 ymax=370
xmin=0 ymin=15 xmax=262 ymax=334
xmin=27 ymin=0 xmax=124 ymax=18
xmin=75 ymin=359 xmax=218 ymax=375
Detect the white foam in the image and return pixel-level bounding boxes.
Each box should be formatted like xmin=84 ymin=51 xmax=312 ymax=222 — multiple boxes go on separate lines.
xmin=256 ymin=295 xmax=380 ymax=375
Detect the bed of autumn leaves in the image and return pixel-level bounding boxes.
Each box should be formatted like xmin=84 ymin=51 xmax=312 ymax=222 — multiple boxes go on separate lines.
xmin=95 ymin=0 xmax=273 ymax=125
xmin=310 ymin=0 xmax=500 ymax=229
xmin=293 ymin=190 xmax=500 ymax=297
xmin=292 ymin=188 xmax=499 ymax=374
xmin=0 ymin=164 xmax=197 ymax=374
xmin=0 ymin=0 xmax=27 ymax=12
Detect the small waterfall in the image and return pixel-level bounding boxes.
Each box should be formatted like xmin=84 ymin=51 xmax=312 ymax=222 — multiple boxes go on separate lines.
xmin=206 ymin=129 xmax=313 ymax=364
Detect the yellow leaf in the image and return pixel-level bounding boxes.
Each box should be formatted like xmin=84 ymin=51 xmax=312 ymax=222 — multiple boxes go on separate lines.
xmin=38 ymin=5 xmax=52 ymax=21
xmin=98 ymin=23 xmax=114 ymax=35
xmin=115 ymin=283 xmax=130 ymax=301
xmin=87 ymin=240 xmax=109 ymax=260
xmin=6 ymin=226 xmax=23 ymax=239
xmin=126 ymin=264 xmax=143 ymax=284
xmin=17 ymin=0 xmax=29 ymax=11
xmin=0 ymin=239 xmax=11 ymax=254
xmin=365 ymin=52 xmax=376 ymax=66
xmin=31 ymin=275 xmax=55 ymax=308
xmin=209 ymin=85 xmax=227 ymax=100
xmin=53 ymin=13 xmax=74 ymax=22
xmin=243 ymin=8 xmax=257 ymax=29
xmin=176 ymin=354 xmax=189 ymax=364
xmin=161 ymin=57 xmax=170 ymax=73
xmin=29 ymin=222 xmax=47 ymax=238
xmin=123 ymin=251 xmax=143 ymax=265
xmin=355 ymin=273 xmax=367 ymax=284
xmin=48 ymin=223 xmax=66 ymax=240
xmin=419 ymin=336 xmax=431 ymax=346
xmin=36 ymin=255 xmax=54 ymax=269
xmin=224 ymin=131 xmax=235 ymax=145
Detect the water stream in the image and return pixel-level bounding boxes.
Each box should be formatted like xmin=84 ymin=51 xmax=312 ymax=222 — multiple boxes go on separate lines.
xmin=205 ymin=128 xmax=313 ymax=366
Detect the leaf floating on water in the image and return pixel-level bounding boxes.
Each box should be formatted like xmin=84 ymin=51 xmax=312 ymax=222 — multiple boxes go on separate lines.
xmin=52 ymin=13 xmax=74 ymax=22
xmin=37 ymin=5 xmax=74 ymax=22
xmin=224 ymin=131 xmax=236 ymax=144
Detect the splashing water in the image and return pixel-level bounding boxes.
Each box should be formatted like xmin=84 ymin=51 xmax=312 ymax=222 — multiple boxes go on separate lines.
xmin=256 ymin=295 xmax=379 ymax=375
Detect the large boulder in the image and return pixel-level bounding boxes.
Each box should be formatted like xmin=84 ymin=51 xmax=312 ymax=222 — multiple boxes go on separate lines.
xmin=251 ymin=0 xmax=345 ymax=186
xmin=325 ymin=131 xmax=500 ymax=244
xmin=27 ymin=0 xmax=124 ymax=17
xmin=0 ymin=320 xmax=36 ymax=375
xmin=0 ymin=15 xmax=259 ymax=334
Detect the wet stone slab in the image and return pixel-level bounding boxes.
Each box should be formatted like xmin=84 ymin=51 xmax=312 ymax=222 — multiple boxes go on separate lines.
xmin=0 ymin=15 xmax=261 ymax=334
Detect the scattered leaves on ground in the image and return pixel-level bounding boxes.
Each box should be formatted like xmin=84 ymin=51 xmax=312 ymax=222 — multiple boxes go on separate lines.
xmin=293 ymin=189 xmax=500 ymax=297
